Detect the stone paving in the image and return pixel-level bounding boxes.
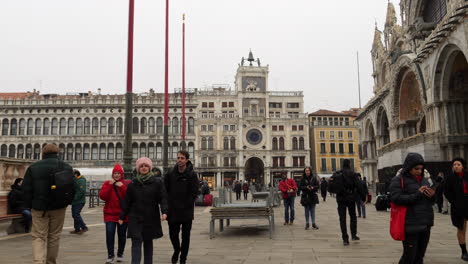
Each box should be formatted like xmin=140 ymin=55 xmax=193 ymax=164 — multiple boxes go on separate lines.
xmin=0 ymin=193 xmax=463 ymax=264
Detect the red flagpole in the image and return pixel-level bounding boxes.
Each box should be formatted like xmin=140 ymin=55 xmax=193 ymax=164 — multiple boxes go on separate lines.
xmin=126 ymin=0 xmax=134 ymax=93
xmin=182 ymin=14 xmax=186 ymax=141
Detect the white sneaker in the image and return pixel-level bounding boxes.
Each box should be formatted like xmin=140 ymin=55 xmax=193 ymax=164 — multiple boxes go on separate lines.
xmin=105 ymin=257 xmax=114 ymax=264
xmin=116 ymin=256 xmax=123 ymax=262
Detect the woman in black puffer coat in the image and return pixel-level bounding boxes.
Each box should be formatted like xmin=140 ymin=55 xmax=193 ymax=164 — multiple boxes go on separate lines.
xmin=389 ymin=152 xmax=435 ymax=264
xmin=444 ymin=157 xmax=468 ymax=261
xmin=299 ymin=167 xmax=320 ymax=230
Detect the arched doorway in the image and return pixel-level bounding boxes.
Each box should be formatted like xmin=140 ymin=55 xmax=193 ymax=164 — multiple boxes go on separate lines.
xmin=244 ymin=157 xmax=264 ymax=184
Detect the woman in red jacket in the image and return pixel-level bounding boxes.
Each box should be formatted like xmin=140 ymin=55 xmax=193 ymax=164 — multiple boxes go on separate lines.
xmin=100 ymin=164 xmax=131 ymax=264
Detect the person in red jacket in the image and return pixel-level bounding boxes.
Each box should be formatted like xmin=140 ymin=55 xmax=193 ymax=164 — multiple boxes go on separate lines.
xmin=279 ymin=174 xmax=298 ymax=225
xmin=99 ymin=164 xmax=131 ymax=264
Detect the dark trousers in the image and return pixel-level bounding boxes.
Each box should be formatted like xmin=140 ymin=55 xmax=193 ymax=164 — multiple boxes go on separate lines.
xmin=321 ymin=192 xmax=327 ymax=201
xmin=169 ymin=221 xmax=193 ymax=262
xmin=71 ymin=203 xmax=87 ymax=231
xmin=105 ymin=221 xmax=128 ymax=258
xmin=236 ymin=191 xmax=241 ymax=200
xmin=356 ymin=197 xmax=366 ymax=217
xmin=337 ymin=200 xmax=357 ymax=240
xmin=243 ymin=191 xmax=248 ymax=200
xmin=131 ymin=238 xmax=153 ymax=264
xmin=21 ymin=209 xmax=32 ymax=231
xmin=399 ymin=229 xmax=431 ymax=264
xmin=283 ymin=197 xmax=295 ymax=223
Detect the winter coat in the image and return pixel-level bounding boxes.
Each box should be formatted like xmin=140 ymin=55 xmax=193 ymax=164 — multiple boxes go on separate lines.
xmin=164 ymin=161 xmax=199 ymax=223
xmin=320 ymin=180 xmax=328 ymax=195
xmin=22 ymin=153 xmax=73 ymax=211
xmin=444 ymin=170 xmax=468 ymax=230
xmin=336 ymin=169 xmax=364 ymax=203
xmin=279 ymin=178 xmax=297 ymax=199
xmin=120 ymin=175 xmax=168 ymax=240
xmin=99 ymin=179 xmax=131 ymax=222
xmin=389 ymin=153 xmax=434 ymax=233
xmin=8 ymin=185 xmax=26 ymax=214
xmin=242 ymin=183 xmax=249 ymax=193
xmin=234 ymin=182 xmax=242 ymax=193
xmin=72 ymin=176 xmax=87 ymax=205
xmin=299 ymin=175 xmax=319 ymax=206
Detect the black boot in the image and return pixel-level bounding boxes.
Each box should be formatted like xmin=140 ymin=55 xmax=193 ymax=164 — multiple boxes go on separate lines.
xmin=351 ymin=235 xmax=360 ymax=241
xmin=305 ymin=223 xmax=310 ymax=230
xmin=171 ymin=251 xmax=179 ymax=264
xmin=460 ymin=244 xmax=468 ymax=261
xmin=343 ymin=239 xmax=349 ymax=246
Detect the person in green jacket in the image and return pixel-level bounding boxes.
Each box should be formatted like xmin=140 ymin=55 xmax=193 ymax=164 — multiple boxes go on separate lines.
xmin=70 ymin=169 xmax=88 ymax=234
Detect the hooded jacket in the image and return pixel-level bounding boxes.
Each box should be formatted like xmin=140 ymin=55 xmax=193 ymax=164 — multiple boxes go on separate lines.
xmin=99 ymin=164 xmax=131 ymax=222
xmin=389 ymin=153 xmax=434 ymax=233
xmin=299 ymin=173 xmax=320 ymax=206
xmin=444 ymin=168 xmax=468 ymax=230
xmin=164 ymin=160 xmax=200 ymax=223
xmin=8 ymin=184 xmax=26 ymax=214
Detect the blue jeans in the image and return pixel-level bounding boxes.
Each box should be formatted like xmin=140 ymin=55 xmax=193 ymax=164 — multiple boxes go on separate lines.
xmin=131 ymin=238 xmax=153 ymax=264
xmin=105 ymin=222 xmax=128 ymax=258
xmin=304 ymin=205 xmax=316 ymax=224
xmin=21 ymin=209 xmax=32 ymax=231
xmin=356 ymin=197 xmax=366 ymax=217
xmin=283 ymin=196 xmax=295 ymax=223
xmin=71 ymin=203 xmax=87 ymax=231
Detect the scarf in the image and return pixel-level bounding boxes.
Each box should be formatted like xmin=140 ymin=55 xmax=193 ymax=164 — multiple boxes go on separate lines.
xmin=457 ymin=172 xmax=468 ymax=194
xmin=136 ymin=171 xmax=154 ymax=184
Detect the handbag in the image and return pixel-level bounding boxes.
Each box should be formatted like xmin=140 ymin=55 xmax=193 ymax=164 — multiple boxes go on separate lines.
xmin=389 ymin=177 xmax=407 ymax=241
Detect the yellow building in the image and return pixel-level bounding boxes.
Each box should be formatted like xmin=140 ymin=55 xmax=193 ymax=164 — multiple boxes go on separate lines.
xmin=309 ymin=109 xmax=361 ymax=177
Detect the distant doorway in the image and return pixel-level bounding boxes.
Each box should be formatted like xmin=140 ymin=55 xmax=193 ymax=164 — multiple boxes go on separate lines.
xmin=244 ymin=157 xmax=264 ymax=184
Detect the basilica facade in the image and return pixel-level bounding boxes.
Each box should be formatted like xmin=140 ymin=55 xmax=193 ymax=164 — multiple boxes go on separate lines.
xmin=355 ymin=0 xmax=468 ymax=184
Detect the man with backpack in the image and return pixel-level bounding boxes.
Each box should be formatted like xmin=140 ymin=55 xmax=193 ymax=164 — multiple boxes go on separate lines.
xmin=328 ymin=159 xmax=365 ymax=245
xmin=22 ymin=143 xmax=74 ymax=264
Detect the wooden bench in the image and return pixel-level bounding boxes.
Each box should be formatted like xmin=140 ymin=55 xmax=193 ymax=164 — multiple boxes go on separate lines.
xmin=0 ymin=214 xmax=26 ymax=236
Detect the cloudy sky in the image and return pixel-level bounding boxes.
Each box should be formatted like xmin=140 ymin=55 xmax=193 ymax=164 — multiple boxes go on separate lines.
xmin=0 ymin=0 xmax=398 ymax=113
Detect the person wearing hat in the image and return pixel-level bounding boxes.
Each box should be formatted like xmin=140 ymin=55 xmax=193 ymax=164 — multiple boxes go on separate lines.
xmin=100 ymin=164 xmax=131 ymax=263
xmin=22 ymin=143 xmax=74 ymax=264
xmin=445 ymin=157 xmax=468 ymax=261
xmin=389 ymin=152 xmax=435 ymax=264
xmin=119 ymin=157 xmax=168 ymax=264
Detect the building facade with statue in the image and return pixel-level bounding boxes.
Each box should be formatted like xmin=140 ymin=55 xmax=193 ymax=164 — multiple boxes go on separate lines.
xmin=355 ymin=1 xmax=468 ymax=185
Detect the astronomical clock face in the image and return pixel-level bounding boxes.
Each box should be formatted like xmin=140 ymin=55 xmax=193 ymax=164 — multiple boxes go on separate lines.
xmin=246 ymin=129 xmax=263 ymax=145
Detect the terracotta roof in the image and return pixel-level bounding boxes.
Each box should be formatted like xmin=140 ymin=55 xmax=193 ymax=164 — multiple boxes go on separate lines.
xmin=310 ymin=109 xmax=349 ymax=116
xmin=0 ymin=93 xmax=30 ymax=99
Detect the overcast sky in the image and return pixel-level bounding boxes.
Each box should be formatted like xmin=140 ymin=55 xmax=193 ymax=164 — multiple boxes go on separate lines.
xmin=0 ymin=0 xmax=398 ymax=113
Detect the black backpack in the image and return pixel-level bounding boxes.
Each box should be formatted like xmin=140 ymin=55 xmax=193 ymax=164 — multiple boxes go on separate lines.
xmin=328 ymin=171 xmax=344 ymax=194
xmin=48 ymin=161 xmax=75 ymax=210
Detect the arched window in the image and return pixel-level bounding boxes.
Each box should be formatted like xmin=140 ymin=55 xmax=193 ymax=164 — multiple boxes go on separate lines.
xmin=299 ymin=137 xmax=305 ymax=150
xmin=172 ymin=142 xmax=178 ymax=160
xmin=148 ymin=143 xmax=155 ymax=159
xmin=423 ymin=0 xmax=447 ymax=23
xmin=10 ymin=119 xmax=17 ymax=136
xmin=188 ymin=142 xmax=195 ymax=159
xmin=140 ymin=118 xmax=147 ymax=134
xmin=8 ymin=145 xmax=15 ymax=158
xmin=68 ymin=118 xmax=74 ymax=135
xmin=17 ymin=144 xmax=24 ymax=159
xmin=51 ymin=118 xmax=58 ymax=135
xmin=156 ymin=117 xmax=163 ymax=134
xmin=84 ymin=118 xmax=91 ymax=134
xmin=19 ymin=119 xmax=26 ymax=135
xmin=34 ymin=119 xmax=42 ymax=135
xmin=1 ymin=119 xmax=9 ymax=136
xmin=34 ymin=144 xmax=41 ymax=160
xmin=66 ymin=143 xmax=74 ymax=160
xmin=172 ymin=117 xmax=179 ymax=134
xmin=108 ymin=118 xmax=115 ymax=135
xmin=59 ymin=118 xmax=66 ymax=135
xmin=180 ymin=141 xmax=187 ymax=151
xmin=76 ymin=118 xmax=83 ymax=135
xmin=116 ymin=118 xmax=123 ymax=134
xmin=43 ymin=118 xmax=50 ymax=135
xmin=100 ymin=118 xmax=107 ymax=135
xmin=116 ymin=143 xmax=123 ymax=160
xmin=223 ymin=137 xmax=229 ymax=150
xmin=83 ymin=144 xmax=90 ymax=160
xmin=75 ymin=144 xmax=82 ymax=161
xmin=27 ymin=118 xmax=34 ymax=135
xmin=279 ymin=137 xmax=285 ymax=150
xmin=58 ymin=144 xmax=65 ymax=160
xmin=140 ymin=143 xmax=147 ymax=157
xmin=91 ymin=143 xmax=98 ymax=160
xmin=132 ymin=142 xmax=138 ymax=160
xmin=272 ymin=137 xmax=278 ymax=150
xmin=92 ymin=118 xmax=99 ymax=134
xmin=148 ymin=118 xmax=155 ymax=134
xmin=188 ymin=117 xmax=195 ymax=134
xmin=25 ymin=144 xmax=32 ymax=159
xmin=230 ymin=137 xmax=236 ymax=150
xmin=168 ymin=118 xmax=172 ymax=134
xmin=156 ymin=143 xmax=162 ymax=160
xmin=99 ymin=143 xmax=106 ymax=160
xmin=208 ymin=137 xmax=214 ymax=150
xmin=292 ymin=137 xmax=298 ymax=150
xmin=1 ymin=144 xmax=7 ymax=157
xmin=107 ymin=143 xmax=115 ymax=160
xmin=201 ymin=137 xmax=207 ymax=150
xmin=132 ymin=117 xmax=139 ymax=134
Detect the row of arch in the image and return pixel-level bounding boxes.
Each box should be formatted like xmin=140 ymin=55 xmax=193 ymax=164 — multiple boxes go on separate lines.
xmin=0 ymin=142 xmax=195 ymax=161
xmin=0 ymin=117 xmax=195 ymax=136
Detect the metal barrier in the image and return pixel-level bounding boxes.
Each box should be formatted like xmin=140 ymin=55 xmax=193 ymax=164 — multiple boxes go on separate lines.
xmin=88 ymin=188 xmax=103 ymax=208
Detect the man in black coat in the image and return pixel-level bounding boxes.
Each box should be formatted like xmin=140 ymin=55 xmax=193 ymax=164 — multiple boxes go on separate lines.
xmin=335 ymin=159 xmax=365 ymax=245
xmin=164 ymin=150 xmax=199 ymax=264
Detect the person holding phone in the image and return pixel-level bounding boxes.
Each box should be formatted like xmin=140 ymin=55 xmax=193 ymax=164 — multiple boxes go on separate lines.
xmin=444 ymin=158 xmax=468 ymax=261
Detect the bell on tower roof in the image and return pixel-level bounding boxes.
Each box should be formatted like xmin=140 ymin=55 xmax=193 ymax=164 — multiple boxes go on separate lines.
xmin=247 ymin=49 xmax=255 ymax=66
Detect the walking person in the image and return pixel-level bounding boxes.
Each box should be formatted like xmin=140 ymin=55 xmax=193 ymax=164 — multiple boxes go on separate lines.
xmin=100 ymin=164 xmax=131 ymax=263
xmin=300 ymin=167 xmax=320 ymax=230
xmin=389 ymin=153 xmax=435 ymax=264
xmin=234 ymin=181 xmax=242 ymax=200
xmin=119 ymin=157 xmax=168 ymax=264
xmin=22 ymin=143 xmax=74 ymax=264
xmin=356 ymin=174 xmax=368 ymax=218
xmin=70 ymin=169 xmax=88 ymax=234
xmin=164 ymin=150 xmax=199 ymax=264
xmin=242 ymin=181 xmax=249 ymax=200
xmin=320 ymin=177 xmax=328 ymax=202
xmin=8 ymin=178 xmax=32 ymax=232
xmin=334 ymin=159 xmax=365 ymax=245
xmin=444 ymin=158 xmax=468 ymax=261
xmin=279 ymin=174 xmax=297 ymax=225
